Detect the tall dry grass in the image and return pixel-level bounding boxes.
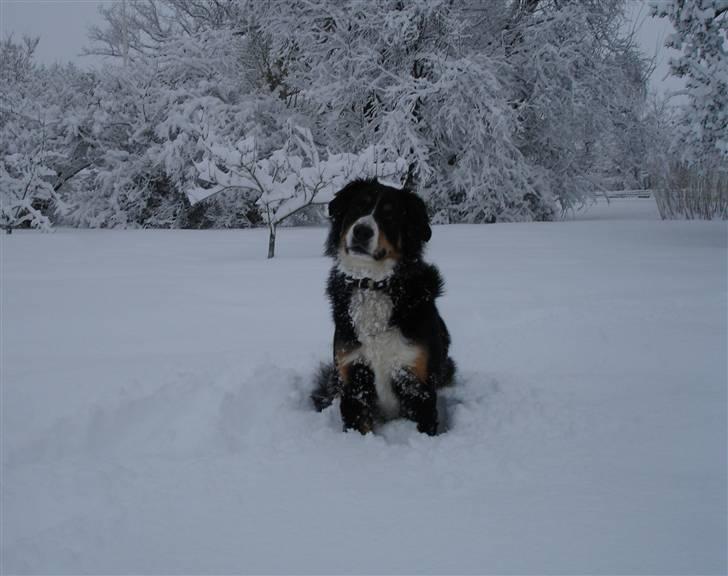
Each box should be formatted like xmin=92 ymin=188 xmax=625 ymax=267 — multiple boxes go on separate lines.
xmin=653 ymin=161 xmax=728 ymax=220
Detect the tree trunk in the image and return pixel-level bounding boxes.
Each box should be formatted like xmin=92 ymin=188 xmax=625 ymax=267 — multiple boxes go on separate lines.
xmin=267 ymin=224 xmax=276 ymax=259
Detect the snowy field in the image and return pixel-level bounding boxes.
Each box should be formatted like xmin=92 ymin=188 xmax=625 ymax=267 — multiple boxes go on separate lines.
xmin=2 ymin=198 xmax=726 ymax=574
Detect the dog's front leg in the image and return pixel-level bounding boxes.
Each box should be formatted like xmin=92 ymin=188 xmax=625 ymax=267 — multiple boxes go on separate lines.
xmin=393 ymin=370 xmax=438 ymax=435
xmin=340 ymin=362 xmax=376 ymax=434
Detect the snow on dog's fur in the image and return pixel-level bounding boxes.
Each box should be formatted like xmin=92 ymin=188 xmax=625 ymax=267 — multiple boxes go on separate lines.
xmin=312 ymin=178 xmax=455 ymax=435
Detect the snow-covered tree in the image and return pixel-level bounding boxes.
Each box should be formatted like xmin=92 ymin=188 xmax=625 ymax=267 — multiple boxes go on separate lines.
xmin=191 ymin=124 xmax=406 ymax=257
xmin=76 ymin=13 xmax=263 ymax=228
xmin=4 ymin=0 xmax=650 ymax=231
xmin=78 ymin=0 xmax=313 ymax=229
xmin=86 ymin=0 xmax=242 ymax=63
xmin=253 ymin=0 xmax=543 ymax=223
xmin=652 ymin=0 xmax=727 ymax=158
xmin=648 ymin=0 xmax=727 ymax=220
xmin=0 ymin=143 xmax=58 ymax=233
xmin=0 ymin=37 xmax=89 ymax=231
xmin=507 ymin=0 xmax=651 ymax=207
xmin=255 ymin=0 xmax=650 ymax=221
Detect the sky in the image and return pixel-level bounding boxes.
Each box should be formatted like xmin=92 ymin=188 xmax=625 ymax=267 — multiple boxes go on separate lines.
xmin=0 ymin=0 xmax=111 ymax=67
xmin=1 ymin=0 xmax=685 ymax=97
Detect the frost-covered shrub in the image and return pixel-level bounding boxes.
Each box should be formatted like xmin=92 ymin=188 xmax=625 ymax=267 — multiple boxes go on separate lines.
xmin=184 ymin=187 xmax=263 ymax=230
xmin=653 ymin=159 xmax=728 ymax=220
xmin=0 ymin=151 xmax=58 ymax=232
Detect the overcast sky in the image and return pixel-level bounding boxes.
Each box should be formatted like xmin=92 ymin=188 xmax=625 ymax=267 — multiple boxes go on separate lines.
xmin=1 ymin=0 xmax=684 ymax=96
xmin=1 ymin=0 xmax=111 ymax=67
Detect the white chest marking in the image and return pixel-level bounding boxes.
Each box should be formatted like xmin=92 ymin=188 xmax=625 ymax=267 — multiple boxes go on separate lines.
xmin=336 ymin=249 xmax=395 ymax=282
xmin=345 ymin=289 xmax=418 ymax=418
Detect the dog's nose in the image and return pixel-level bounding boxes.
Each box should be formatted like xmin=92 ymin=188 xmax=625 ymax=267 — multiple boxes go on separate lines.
xmin=352 ymin=224 xmax=374 ymax=243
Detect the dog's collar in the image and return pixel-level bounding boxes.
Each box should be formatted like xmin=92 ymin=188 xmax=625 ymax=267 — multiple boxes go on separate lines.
xmin=343 ymin=275 xmax=390 ymax=291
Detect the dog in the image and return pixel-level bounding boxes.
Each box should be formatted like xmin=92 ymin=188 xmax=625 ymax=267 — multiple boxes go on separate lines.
xmin=311 ymin=178 xmax=455 ymax=435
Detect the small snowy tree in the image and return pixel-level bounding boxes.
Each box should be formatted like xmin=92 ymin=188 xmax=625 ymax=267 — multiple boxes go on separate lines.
xmin=190 ymin=125 xmax=406 ymax=257
xmin=0 ymin=147 xmax=59 ymax=233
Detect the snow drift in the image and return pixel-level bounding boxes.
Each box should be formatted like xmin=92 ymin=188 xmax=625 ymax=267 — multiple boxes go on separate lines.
xmin=2 ymin=199 xmax=726 ymax=573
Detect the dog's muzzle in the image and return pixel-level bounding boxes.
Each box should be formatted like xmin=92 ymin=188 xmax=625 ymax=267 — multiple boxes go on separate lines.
xmin=346 ymin=216 xmax=380 ymax=257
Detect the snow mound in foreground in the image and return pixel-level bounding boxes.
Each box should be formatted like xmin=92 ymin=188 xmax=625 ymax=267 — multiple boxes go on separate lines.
xmin=6 ymin=364 xmax=504 ymax=465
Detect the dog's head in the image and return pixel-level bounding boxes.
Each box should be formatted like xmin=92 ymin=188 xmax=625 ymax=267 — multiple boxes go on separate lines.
xmin=325 ymin=179 xmax=431 ymax=275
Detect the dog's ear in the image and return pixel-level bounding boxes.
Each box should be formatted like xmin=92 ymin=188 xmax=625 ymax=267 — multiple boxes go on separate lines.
xmin=328 ymin=181 xmax=359 ymax=220
xmin=403 ymin=190 xmax=432 ymax=243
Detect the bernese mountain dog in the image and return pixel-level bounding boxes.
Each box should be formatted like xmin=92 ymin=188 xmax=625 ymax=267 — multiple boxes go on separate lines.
xmin=312 ymin=178 xmax=455 ymax=435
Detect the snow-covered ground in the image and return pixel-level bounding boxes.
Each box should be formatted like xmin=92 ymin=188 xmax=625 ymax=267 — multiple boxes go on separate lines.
xmin=2 ymin=198 xmax=726 ymax=574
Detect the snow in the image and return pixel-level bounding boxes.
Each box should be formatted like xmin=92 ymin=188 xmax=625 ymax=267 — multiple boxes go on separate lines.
xmin=2 ymin=199 xmax=726 ymax=574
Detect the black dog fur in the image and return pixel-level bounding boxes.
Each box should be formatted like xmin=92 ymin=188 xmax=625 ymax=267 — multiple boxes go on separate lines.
xmin=312 ymin=178 xmax=455 ymax=435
